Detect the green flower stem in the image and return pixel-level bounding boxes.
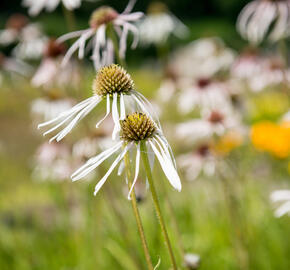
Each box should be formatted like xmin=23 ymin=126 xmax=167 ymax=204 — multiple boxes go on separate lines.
xmin=62 ymin=4 xmax=76 ymax=32
xmin=107 ymin=24 xmax=126 ymax=67
xmin=140 ymin=141 xmax=178 ymax=270
xmin=123 ymin=145 xmax=154 ymax=270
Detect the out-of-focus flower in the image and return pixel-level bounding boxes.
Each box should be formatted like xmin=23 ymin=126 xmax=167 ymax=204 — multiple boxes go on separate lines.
xmin=177 ymin=78 xmax=231 ymax=115
xmin=178 ymin=144 xmax=216 ymax=181
xmin=32 ymin=142 xmax=73 ymax=181
xmin=32 ymin=39 xmax=81 ymax=88
xmin=138 ymin=1 xmax=188 ymax=46
xmin=0 ymin=14 xmax=47 ymax=59
xmin=232 ymin=53 xmax=290 ymax=92
xmin=72 ymin=112 xmax=181 ymax=196
xmin=38 ymin=64 xmax=159 ymax=142
xmin=57 ymin=1 xmax=143 ymax=69
xmin=176 ymin=108 xmax=242 ymax=144
xmin=72 ymin=118 xmax=114 ymax=160
xmin=212 ymin=130 xmax=244 ymax=156
xmin=251 ymin=121 xmax=290 ymax=158
xmin=0 ymin=14 xmax=29 ymax=46
xmin=0 ymin=53 xmax=32 ymax=83
xmin=22 ymin=0 xmax=91 ymax=16
xmin=184 ymin=253 xmax=201 ymax=270
xmin=237 ymin=0 xmax=290 ymax=44
xmin=31 ymin=90 xmax=75 ymax=122
xmin=170 ymin=37 xmax=236 ymax=80
xmin=12 ymin=23 xmax=47 ymax=60
xmin=270 ymin=190 xmax=290 ymax=217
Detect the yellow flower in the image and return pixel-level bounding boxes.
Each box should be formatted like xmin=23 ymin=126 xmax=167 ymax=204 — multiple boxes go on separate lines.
xmin=212 ymin=130 xmax=243 ymax=156
xmin=251 ymin=121 xmax=290 ymax=158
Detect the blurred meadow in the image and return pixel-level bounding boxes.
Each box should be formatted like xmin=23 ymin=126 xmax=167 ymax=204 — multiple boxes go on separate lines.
xmin=1 ymin=0 xmax=290 ymax=269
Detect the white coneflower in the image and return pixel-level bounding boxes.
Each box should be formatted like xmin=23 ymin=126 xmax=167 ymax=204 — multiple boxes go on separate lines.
xmin=138 ymin=1 xmax=188 ymax=46
xmin=237 ymin=0 xmax=290 ymax=44
xmin=38 ymin=64 xmax=158 ymax=142
xmin=176 ymin=108 xmax=242 ymax=143
xmin=32 ymin=142 xmax=73 ymax=181
xmin=178 ymin=144 xmax=216 ymax=181
xmin=0 ymin=14 xmax=29 ymax=46
xmin=22 ymin=0 xmax=90 ymax=16
xmin=57 ymin=1 xmax=143 ymax=69
xmin=32 ymin=38 xmax=81 ymax=88
xmin=177 ymin=78 xmax=231 ymax=115
xmin=31 ymin=90 xmax=75 ymax=122
xmin=248 ymin=57 xmax=290 ymax=92
xmin=270 ymin=189 xmax=290 ymax=217
xmin=170 ymin=37 xmax=235 ymax=80
xmin=71 ymin=112 xmax=181 ymax=196
xmin=12 ymin=23 xmax=47 ymax=60
xmin=72 ymin=120 xmax=114 ymax=159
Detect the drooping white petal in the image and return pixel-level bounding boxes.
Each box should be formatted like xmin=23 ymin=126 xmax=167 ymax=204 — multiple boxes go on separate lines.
xmin=71 ymin=141 xmax=123 ymax=181
xmin=149 ymin=140 xmax=181 ymax=191
xmin=38 ymin=97 xmax=94 ymax=128
xmin=128 ymin=143 xmax=141 ymax=200
xmin=117 ymin=160 xmax=125 ymax=176
xmin=96 ymin=94 xmax=110 ymax=128
xmin=120 ymin=93 xmax=126 ymax=120
xmin=122 ymin=0 xmax=136 ymax=14
xmin=112 ymin=93 xmax=120 ymax=140
xmin=57 ymin=30 xmax=87 ymax=43
xmin=94 ymin=143 xmax=132 ymax=195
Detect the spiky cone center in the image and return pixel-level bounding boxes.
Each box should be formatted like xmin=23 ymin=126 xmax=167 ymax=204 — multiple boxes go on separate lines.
xmin=93 ymin=64 xmax=134 ymax=96
xmin=89 ymin=6 xmax=118 ymax=29
xmin=120 ymin=113 xmax=157 ymax=142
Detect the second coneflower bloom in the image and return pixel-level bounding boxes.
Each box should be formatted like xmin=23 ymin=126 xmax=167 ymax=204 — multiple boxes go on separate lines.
xmin=57 ymin=0 xmax=143 ymax=69
xmin=72 ymin=112 xmax=181 ymax=196
xmin=38 ymin=64 xmax=157 ymax=142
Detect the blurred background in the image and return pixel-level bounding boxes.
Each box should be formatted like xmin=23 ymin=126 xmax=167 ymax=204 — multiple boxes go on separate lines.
xmin=1 ymin=0 xmax=290 ymax=269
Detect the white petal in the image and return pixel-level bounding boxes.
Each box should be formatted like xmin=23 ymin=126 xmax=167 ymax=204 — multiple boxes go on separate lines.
xmin=128 ymin=143 xmax=141 ymax=200
xmin=71 ymin=141 xmax=123 ymax=181
xmin=120 ymin=93 xmax=126 ymax=120
xmin=112 ymin=93 xmax=120 ymax=140
xmin=149 ymin=140 xmax=181 ymax=191
xmin=94 ymin=143 xmax=132 ymax=195
xmin=96 ymin=94 xmax=110 ymax=128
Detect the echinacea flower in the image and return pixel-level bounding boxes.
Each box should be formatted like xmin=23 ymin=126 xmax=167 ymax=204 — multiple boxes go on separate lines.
xmin=32 ymin=38 xmax=81 ymax=88
xmin=22 ymin=0 xmax=90 ymax=16
xmin=177 ymin=78 xmax=231 ymax=115
xmin=0 ymin=14 xmax=29 ymax=46
xmin=176 ymin=108 xmax=242 ymax=143
xmin=237 ymin=0 xmax=290 ymax=44
xmin=138 ymin=1 xmax=188 ymax=46
xmin=178 ymin=144 xmax=216 ymax=181
xmin=31 ymin=91 xmax=75 ymax=122
xmin=270 ymin=189 xmax=290 ymax=217
xmin=32 ymin=141 xmax=73 ymax=181
xmin=38 ymin=64 xmax=157 ymax=142
xmin=57 ymin=0 xmax=143 ymax=69
xmin=71 ymin=112 xmax=181 ymax=196
xmin=12 ymin=23 xmax=47 ymax=60
xmin=170 ymin=37 xmax=235 ymax=80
